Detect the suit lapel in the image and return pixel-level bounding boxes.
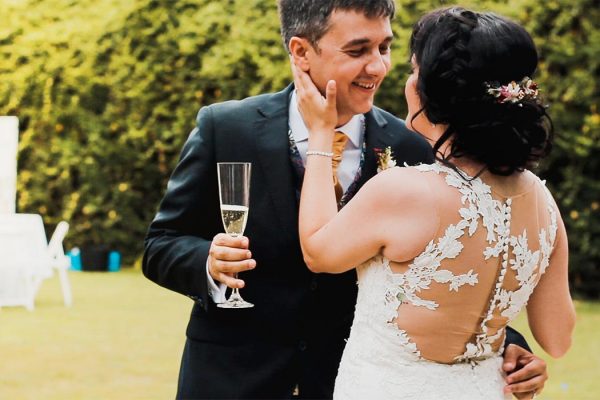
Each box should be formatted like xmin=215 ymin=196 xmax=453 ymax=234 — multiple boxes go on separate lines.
xmin=253 ymin=85 xmax=299 ymax=241
xmin=357 ymin=107 xmax=396 ymax=188
xmin=252 ymin=94 xmax=394 ymax=237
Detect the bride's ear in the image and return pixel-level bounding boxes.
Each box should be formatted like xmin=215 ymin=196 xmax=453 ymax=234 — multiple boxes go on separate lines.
xmin=289 ymin=37 xmax=311 ymax=72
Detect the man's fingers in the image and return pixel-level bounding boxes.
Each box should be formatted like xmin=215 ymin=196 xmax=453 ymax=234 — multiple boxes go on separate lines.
xmin=215 ymin=272 xmax=246 ymax=289
xmin=506 ymin=359 xmax=544 ymax=384
xmin=503 ymin=344 xmax=539 ymax=372
xmin=513 ymin=391 xmax=537 ymax=400
xmin=502 ymin=344 xmax=522 ymax=371
xmin=503 ymin=362 xmax=516 ymax=372
xmin=505 ymin=375 xmax=545 ymax=396
xmin=501 ymin=344 xmax=547 ymax=397
xmin=212 ymin=233 xmax=249 ymax=249
xmin=210 ymin=245 xmax=252 ymax=262
xmin=209 ymin=257 xmax=256 ymax=289
xmin=211 ymin=258 xmax=256 ymax=274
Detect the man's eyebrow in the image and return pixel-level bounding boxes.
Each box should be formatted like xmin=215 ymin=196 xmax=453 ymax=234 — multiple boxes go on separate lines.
xmin=341 ymin=36 xmax=394 ymax=49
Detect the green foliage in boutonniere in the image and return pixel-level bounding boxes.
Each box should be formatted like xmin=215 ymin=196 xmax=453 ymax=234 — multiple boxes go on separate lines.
xmin=375 ymin=146 xmax=397 ymax=173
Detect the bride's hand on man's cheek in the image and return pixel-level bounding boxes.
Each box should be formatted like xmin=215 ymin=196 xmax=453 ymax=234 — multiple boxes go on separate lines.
xmin=291 ymin=62 xmax=338 ymax=132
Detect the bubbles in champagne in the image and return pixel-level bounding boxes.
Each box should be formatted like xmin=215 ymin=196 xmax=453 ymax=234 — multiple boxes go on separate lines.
xmin=220 ymin=204 xmax=249 ymax=236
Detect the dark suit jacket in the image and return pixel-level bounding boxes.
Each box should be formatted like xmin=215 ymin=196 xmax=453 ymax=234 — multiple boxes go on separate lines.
xmin=143 ymin=85 xmax=529 ymax=399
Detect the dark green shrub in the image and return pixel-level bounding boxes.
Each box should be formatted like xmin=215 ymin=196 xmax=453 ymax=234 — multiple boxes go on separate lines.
xmin=1 ymin=0 xmax=598 ymax=297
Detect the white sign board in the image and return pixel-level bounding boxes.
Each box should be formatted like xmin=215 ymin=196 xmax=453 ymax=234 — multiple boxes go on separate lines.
xmin=0 ymin=116 xmax=19 ymax=214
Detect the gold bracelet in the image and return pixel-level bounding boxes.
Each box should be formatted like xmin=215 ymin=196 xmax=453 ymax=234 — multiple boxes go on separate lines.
xmin=306 ymin=150 xmax=334 ymax=157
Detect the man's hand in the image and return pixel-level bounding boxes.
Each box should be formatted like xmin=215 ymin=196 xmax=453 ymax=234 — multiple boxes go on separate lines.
xmin=208 ymin=233 xmax=256 ymax=289
xmin=503 ymin=344 xmax=548 ymax=399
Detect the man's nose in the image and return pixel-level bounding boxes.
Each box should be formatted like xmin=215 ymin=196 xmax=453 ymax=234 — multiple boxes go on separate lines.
xmin=365 ymin=51 xmax=388 ymax=77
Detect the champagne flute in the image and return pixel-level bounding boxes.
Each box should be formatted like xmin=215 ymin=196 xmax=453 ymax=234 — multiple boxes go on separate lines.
xmin=217 ymin=162 xmax=254 ymax=309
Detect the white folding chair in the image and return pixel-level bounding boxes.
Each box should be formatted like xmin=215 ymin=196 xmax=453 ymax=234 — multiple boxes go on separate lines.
xmin=0 ymin=214 xmax=52 ymax=310
xmin=0 ymin=214 xmax=72 ymax=310
xmin=47 ymin=221 xmax=72 ymax=307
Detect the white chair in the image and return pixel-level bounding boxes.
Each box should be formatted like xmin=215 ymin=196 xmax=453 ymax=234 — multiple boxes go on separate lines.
xmin=0 ymin=214 xmax=72 ymax=310
xmin=48 ymin=221 xmax=72 ymax=307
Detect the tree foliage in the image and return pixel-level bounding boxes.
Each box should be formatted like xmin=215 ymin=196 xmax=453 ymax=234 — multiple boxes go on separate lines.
xmin=1 ymin=0 xmax=598 ymax=296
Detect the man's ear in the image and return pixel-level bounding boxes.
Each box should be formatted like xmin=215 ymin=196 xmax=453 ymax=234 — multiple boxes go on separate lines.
xmin=288 ymin=36 xmax=312 ymax=72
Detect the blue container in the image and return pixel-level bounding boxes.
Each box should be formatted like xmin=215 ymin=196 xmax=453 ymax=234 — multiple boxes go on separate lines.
xmin=68 ymin=247 xmax=82 ymax=271
xmin=108 ymin=251 xmax=121 ymax=272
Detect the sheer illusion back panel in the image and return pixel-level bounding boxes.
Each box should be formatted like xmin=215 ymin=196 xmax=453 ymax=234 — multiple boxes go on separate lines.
xmin=388 ymin=167 xmax=556 ymax=364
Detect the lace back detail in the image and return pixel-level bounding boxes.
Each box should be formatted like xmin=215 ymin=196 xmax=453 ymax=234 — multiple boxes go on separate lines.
xmin=334 ymin=163 xmax=558 ymax=398
xmin=386 ymin=163 xmax=558 ymax=363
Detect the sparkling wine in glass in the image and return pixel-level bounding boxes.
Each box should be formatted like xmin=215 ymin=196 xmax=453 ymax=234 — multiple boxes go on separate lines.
xmin=217 ymin=162 xmax=253 ymax=309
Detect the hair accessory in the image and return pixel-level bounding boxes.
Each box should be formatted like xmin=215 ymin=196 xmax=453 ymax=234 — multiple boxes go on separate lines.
xmin=485 ymin=77 xmax=539 ymax=104
xmin=306 ymin=150 xmax=334 ymax=158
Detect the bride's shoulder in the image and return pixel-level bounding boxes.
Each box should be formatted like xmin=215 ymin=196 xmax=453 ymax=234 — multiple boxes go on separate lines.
xmin=376 ymin=163 xmax=440 ymax=184
xmin=367 ymin=164 xmax=438 ymax=204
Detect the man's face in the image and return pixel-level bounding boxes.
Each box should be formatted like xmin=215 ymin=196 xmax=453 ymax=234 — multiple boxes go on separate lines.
xmin=305 ymin=10 xmax=393 ymax=125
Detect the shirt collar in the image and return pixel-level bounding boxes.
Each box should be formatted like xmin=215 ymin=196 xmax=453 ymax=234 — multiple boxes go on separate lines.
xmin=289 ymin=90 xmax=364 ymax=147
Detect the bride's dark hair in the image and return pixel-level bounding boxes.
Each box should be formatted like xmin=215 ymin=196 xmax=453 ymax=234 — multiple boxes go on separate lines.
xmin=409 ymin=7 xmax=553 ymax=176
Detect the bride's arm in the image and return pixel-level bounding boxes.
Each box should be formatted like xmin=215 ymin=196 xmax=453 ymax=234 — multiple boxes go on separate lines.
xmin=526 ymin=205 xmax=575 ymax=358
xmin=301 ymin=164 xmax=435 ymax=273
xmin=293 ymin=67 xmax=384 ymax=272
xmin=292 ymin=63 xmax=435 ymax=273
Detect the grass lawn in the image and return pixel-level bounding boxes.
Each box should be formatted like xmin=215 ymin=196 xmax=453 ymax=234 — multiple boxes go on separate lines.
xmin=0 ymin=269 xmax=598 ymax=399
xmin=512 ymin=300 xmax=600 ymax=399
xmin=0 ymin=269 xmax=190 ymax=399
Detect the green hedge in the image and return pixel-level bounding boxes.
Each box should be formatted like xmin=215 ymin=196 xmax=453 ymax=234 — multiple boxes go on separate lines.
xmin=1 ymin=0 xmax=598 ymax=296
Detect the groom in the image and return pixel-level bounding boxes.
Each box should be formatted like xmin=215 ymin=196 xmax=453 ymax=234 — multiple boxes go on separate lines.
xmin=143 ymin=0 xmax=547 ymax=398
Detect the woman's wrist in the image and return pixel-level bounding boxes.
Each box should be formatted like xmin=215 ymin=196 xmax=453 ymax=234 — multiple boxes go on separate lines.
xmin=306 ymin=150 xmax=333 ymax=157
xmin=307 ymin=129 xmax=335 ymax=151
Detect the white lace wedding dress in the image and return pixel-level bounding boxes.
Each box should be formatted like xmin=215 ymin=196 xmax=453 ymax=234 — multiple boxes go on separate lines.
xmin=334 ymin=163 xmax=558 ymax=399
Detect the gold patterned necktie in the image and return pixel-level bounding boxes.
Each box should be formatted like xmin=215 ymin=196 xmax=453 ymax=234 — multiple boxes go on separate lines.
xmin=332 ymin=131 xmax=349 ymax=203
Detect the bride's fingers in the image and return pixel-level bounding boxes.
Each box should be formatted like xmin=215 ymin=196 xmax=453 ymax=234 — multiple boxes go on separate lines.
xmin=291 ymin=63 xmax=337 ymax=127
xmin=294 ymin=63 xmax=324 ymax=102
xmin=293 ymin=62 xmax=313 ymax=96
xmin=291 ymin=62 xmax=305 ymax=94
xmin=325 ymin=79 xmax=337 ymax=113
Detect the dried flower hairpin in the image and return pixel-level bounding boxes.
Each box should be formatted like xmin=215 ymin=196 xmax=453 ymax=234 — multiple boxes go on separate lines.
xmin=375 ymin=146 xmax=397 ymax=173
xmin=485 ymin=77 xmax=539 ymax=105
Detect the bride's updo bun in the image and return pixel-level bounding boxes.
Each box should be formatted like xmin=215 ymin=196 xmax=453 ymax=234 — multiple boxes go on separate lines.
xmin=410 ymin=7 xmax=553 ymax=175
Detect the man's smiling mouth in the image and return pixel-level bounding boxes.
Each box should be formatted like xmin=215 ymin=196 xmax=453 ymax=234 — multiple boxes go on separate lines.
xmin=352 ymin=82 xmax=376 ymax=90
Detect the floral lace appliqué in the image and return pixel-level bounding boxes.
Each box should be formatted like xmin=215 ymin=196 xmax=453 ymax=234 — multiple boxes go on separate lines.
xmin=385 ymin=163 xmax=558 ymax=363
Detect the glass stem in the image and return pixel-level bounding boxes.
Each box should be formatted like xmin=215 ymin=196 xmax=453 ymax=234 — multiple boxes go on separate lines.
xmin=231 ymin=273 xmax=241 ymax=297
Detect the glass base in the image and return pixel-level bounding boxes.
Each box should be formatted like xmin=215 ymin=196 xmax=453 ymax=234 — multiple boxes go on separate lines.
xmin=217 ymin=291 xmax=254 ymax=309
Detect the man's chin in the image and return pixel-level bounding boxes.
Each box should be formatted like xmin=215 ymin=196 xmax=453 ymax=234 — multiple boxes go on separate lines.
xmin=338 ymin=97 xmax=375 ymax=119
xmin=351 ymin=100 xmax=375 ymax=116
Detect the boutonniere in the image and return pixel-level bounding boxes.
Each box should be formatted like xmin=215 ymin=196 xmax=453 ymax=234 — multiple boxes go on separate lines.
xmin=375 ymin=146 xmax=397 ymax=173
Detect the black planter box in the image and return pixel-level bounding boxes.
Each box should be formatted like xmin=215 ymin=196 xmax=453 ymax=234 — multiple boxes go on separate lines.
xmin=80 ymin=245 xmax=109 ymax=271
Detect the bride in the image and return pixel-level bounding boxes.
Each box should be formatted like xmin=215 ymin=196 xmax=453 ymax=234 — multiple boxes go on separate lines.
xmin=294 ymin=7 xmax=575 ymax=400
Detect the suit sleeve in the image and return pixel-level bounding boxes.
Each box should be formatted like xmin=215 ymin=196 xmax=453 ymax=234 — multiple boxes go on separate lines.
xmin=504 ymin=326 xmax=532 ymax=353
xmin=142 ymin=105 xmax=220 ymax=311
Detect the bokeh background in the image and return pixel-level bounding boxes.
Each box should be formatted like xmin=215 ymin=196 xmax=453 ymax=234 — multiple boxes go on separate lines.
xmin=1 ymin=0 xmax=598 ymax=398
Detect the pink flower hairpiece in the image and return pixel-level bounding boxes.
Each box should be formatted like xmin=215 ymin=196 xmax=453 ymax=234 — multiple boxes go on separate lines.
xmin=485 ymin=77 xmax=539 ymax=105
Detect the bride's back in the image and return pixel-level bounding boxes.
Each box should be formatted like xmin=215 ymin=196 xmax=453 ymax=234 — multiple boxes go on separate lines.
xmin=329 ymin=6 xmax=574 ymax=398
xmin=355 ymin=164 xmax=557 ymax=363
xmin=383 ymin=164 xmax=557 ymax=364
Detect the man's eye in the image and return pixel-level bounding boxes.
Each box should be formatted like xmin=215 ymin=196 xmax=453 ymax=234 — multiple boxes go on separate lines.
xmin=347 ymin=48 xmax=365 ymax=57
xmin=379 ymin=46 xmax=391 ymax=54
